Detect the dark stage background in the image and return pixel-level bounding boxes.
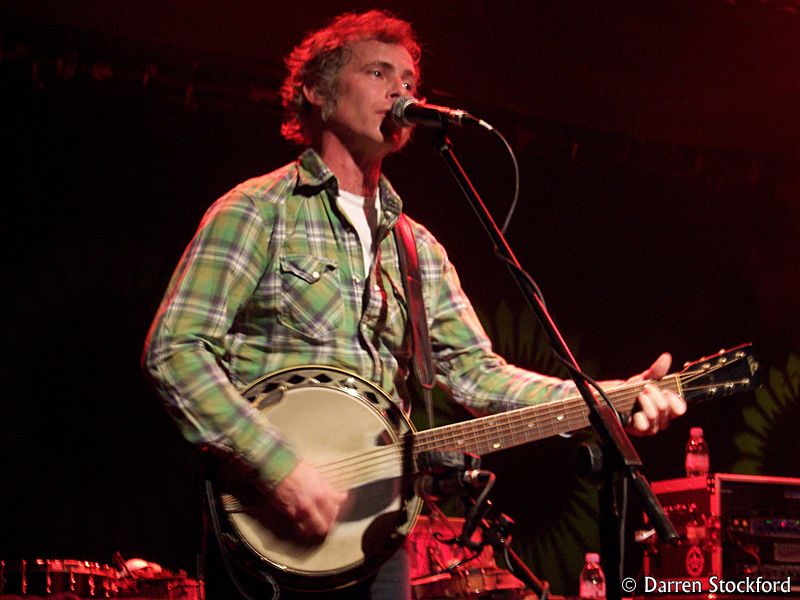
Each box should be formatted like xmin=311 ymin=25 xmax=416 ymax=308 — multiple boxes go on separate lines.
xmin=2 ymin=1 xmax=799 ymax=596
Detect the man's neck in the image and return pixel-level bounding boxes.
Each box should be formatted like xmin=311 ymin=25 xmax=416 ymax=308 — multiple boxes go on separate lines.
xmin=315 ymin=133 xmax=385 ymax=197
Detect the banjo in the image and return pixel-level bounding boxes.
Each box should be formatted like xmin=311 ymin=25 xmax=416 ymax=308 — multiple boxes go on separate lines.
xmin=212 ymin=345 xmax=758 ymax=591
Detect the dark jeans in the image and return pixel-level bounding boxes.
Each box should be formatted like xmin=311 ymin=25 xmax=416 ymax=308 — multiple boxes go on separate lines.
xmin=204 ymin=536 xmax=410 ymax=600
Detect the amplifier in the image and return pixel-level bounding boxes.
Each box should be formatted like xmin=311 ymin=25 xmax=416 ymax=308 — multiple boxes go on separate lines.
xmin=643 ymin=473 xmax=800 ymax=593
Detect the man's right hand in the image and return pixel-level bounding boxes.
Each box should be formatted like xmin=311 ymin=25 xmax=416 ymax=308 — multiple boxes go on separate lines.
xmin=270 ymin=460 xmax=347 ymax=541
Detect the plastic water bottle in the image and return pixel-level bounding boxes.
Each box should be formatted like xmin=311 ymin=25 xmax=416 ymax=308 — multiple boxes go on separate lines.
xmin=685 ymin=426 xmax=710 ymax=477
xmin=579 ymin=552 xmax=606 ymax=600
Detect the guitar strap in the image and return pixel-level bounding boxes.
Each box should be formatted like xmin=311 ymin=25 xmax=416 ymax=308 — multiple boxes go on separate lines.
xmin=393 ymin=213 xmax=436 ymax=428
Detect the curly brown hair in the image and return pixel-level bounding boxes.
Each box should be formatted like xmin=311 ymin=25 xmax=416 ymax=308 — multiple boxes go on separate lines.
xmin=280 ymin=10 xmax=422 ymax=145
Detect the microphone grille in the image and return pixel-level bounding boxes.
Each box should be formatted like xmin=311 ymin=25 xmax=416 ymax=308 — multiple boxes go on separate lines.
xmin=391 ymin=96 xmax=418 ymax=126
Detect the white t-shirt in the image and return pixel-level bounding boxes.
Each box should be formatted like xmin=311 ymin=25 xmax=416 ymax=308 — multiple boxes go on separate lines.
xmin=337 ymin=189 xmax=381 ymax=278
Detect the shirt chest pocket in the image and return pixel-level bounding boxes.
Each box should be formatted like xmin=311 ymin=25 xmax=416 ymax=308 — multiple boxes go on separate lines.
xmin=278 ymin=254 xmax=344 ymax=343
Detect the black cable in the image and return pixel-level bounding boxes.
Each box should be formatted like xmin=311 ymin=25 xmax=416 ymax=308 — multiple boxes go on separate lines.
xmin=485 ymin=163 xmax=630 ymax=422
xmin=488 ymin=127 xmax=520 ymax=235
xmin=619 ymin=475 xmax=629 ymax=586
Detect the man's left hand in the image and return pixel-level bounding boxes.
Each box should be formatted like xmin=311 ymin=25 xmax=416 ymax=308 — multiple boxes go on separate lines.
xmin=626 ymin=353 xmax=687 ymax=435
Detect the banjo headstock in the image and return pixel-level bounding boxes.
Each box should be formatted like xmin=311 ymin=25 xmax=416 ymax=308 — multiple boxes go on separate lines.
xmin=678 ymin=344 xmax=760 ymax=403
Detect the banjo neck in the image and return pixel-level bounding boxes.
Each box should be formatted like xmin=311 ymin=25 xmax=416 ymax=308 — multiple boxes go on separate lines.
xmin=411 ymin=376 xmax=674 ymax=459
xmin=411 ymin=343 xmax=759 ymax=460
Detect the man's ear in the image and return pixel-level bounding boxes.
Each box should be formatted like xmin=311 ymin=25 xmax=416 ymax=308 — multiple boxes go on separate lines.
xmin=303 ymin=84 xmax=325 ymax=108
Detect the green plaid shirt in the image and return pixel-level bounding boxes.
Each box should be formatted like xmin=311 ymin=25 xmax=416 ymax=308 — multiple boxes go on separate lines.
xmin=143 ymin=149 xmax=572 ymax=488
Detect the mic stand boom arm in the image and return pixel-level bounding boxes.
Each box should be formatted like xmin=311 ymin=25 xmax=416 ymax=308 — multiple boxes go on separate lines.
xmin=431 ymin=129 xmax=678 ymax=600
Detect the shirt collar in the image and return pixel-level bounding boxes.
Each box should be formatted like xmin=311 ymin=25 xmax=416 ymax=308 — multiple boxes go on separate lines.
xmin=295 ymin=148 xmax=338 ymax=196
xmin=377 ymin=175 xmax=402 ymax=229
xmin=294 ymin=148 xmax=404 ymax=226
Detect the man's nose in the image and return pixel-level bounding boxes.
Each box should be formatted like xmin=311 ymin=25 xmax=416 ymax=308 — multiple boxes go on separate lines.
xmin=387 ymin=76 xmax=405 ymax=98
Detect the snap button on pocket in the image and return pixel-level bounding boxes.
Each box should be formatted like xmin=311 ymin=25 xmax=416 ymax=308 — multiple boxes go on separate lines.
xmin=280 ymin=255 xmax=335 ymax=283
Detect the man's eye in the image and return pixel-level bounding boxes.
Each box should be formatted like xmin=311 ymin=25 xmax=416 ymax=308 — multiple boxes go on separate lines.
xmin=371 ymin=70 xmax=383 ymax=78
xmin=402 ymin=82 xmax=415 ymax=92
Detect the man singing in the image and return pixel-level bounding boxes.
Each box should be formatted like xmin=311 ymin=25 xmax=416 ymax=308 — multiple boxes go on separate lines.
xmin=143 ymin=10 xmax=685 ymax=599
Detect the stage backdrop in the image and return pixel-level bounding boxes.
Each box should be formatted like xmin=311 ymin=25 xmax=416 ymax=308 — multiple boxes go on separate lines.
xmin=2 ymin=1 xmax=798 ymax=595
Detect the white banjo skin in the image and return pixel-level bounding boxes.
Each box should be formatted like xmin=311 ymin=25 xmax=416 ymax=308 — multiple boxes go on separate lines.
xmin=217 ymin=366 xmax=422 ymax=592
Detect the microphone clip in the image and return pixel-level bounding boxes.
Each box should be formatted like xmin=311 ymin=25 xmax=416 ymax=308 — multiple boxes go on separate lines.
xmin=416 ymin=450 xmax=497 ymax=553
xmin=416 ymin=451 xmax=483 ymax=499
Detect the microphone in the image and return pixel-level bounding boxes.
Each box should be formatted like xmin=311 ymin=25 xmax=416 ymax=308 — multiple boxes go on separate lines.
xmin=463 ymin=469 xmax=492 ymax=487
xmin=391 ymin=96 xmax=491 ymax=130
xmin=415 ymin=468 xmax=491 ymax=498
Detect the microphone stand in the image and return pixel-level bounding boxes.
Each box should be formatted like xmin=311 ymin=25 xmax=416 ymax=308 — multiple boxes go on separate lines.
xmin=482 ymin=505 xmax=551 ymax=600
xmin=430 ymin=128 xmax=678 ymax=600
xmin=460 ymin=497 xmax=552 ymax=600
xmin=419 ymin=454 xmax=551 ymax=600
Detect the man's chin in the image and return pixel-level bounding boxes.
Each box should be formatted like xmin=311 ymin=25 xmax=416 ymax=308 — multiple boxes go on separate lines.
xmin=342 ymin=127 xmax=410 ymax=159
xmin=382 ymin=127 xmax=411 ymax=153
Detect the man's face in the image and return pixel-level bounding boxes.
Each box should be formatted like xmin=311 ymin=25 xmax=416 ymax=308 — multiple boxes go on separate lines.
xmin=323 ymin=39 xmax=418 ymax=157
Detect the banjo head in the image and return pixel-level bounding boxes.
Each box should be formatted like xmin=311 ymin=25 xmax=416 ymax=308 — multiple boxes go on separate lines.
xmin=216 ymin=365 xmax=422 ymax=592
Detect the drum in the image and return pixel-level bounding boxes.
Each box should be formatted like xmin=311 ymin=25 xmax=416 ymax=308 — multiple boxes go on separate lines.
xmin=114 ymin=558 xmax=204 ymax=600
xmin=0 ymin=559 xmax=119 ymax=597
xmin=118 ymin=576 xmax=204 ymax=599
xmin=412 ymin=567 xmax=525 ymax=599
